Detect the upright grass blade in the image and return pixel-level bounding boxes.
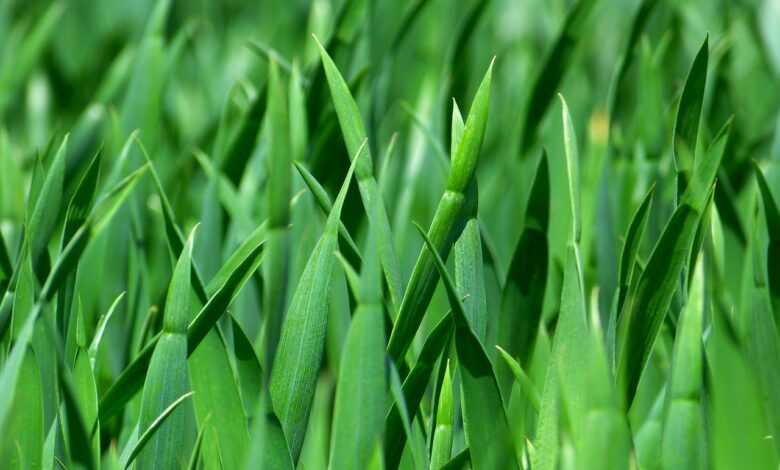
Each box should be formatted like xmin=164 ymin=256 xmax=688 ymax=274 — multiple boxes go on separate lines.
xmin=27 ymin=135 xmax=67 ymax=278
xmin=661 ymin=258 xmax=705 ymax=469
xmin=387 ymin=60 xmax=493 ymax=363
xmin=708 ymin=302 xmax=778 ymax=469
xmin=415 ymin=223 xmax=518 ymax=470
xmin=616 ymin=119 xmax=731 ymax=410
xmin=98 ymin=222 xmax=266 ymax=422
xmin=262 ymin=59 xmax=292 ymax=375
xmin=615 ymin=184 xmax=655 ymax=318
xmin=328 ymin=224 xmax=386 ymax=470
xmin=430 ymin=362 xmax=454 ymax=470
xmin=315 ymin=36 xmax=403 ymax=311
xmin=519 ymin=0 xmax=597 ymax=154
xmin=135 ymin=229 xmax=196 ymax=470
xmin=384 ymin=313 xmax=452 ymax=469
xmin=672 ymin=36 xmax=709 ymax=197
xmin=0 ymin=163 xmax=147 ymax=437
xmin=745 ymin=203 xmax=780 ymax=455
xmin=754 ymin=163 xmax=780 ymax=325
xmin=270 ymin=141 xmax=363 ymax=461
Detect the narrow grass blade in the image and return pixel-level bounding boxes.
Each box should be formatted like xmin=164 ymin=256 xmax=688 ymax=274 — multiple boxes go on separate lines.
xmin=430 ymin=362 xmax=454 ymax=470
xmin=314 ymin=36 xmax=402 ymax=309
xmin=414 ymin=223 xmax=518 ymax=470
xmin=754 ymin=162 xmax=780 ymax=324
xmin=262 ymin=59 xmax=292 ymax=374
xmin=384 ymin=313 xmax=452 ymax=469
xmin=270 ymin=142 xmax=363 ymax=461
xmin=616 ymin=120 xmax=731 ymax=409
xmin=673 ymin=36 xmax=708 ymax=196
xmin=98 ymin=223 xmax=266 ymax=421
xmin=388 ymin=60 xmax=493 ymax=363
xmin=615 ymin=184 xmax=655 ymax=317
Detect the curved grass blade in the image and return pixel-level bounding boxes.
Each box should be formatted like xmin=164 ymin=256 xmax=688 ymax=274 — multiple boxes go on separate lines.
xmin=270 ymin=141 xmax=363 ymax=461
xmin=615 ymin=184 xmax=655 ymax=318
xmin=388 ymin=60 xmax=493 ymax=363
xmin=672 ymin=36 xmax=709 ymax=197
xmin=314 ymin=35 xmax=403 ymax=311
xmin=414 ymin=223 xmax=518 ymax=470
xmin=519 ymin=0 xmax=597 ymax=154
xmin=496 ymin=346 xmax=541 ymax=412
xmin=123 ymin=392 xmax=195 ymax=469
xmin=27 ymin=135 xmax=67 ymax=279
xmin=616 ymin=119 xmax=731 ymax=410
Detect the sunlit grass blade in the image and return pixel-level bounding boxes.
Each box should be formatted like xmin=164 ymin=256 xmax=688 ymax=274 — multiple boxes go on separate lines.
xmin=270 ymin=141 xmax=363 ymax=461
xmin=388 ymin=60 xmax=493 ymax=363
xmin=754 ymin=162 xmax=780 ymax=324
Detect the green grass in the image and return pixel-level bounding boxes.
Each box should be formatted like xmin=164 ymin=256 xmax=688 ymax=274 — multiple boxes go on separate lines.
xmin=1 ymin=0 xmax=780 ymax=469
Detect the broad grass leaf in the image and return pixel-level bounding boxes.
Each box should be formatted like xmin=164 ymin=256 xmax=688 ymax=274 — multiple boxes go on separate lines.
xmin=328 ymin=229 xmax=386 ymax=470
xmin=661 ymin=259 xmax=705 ymax=469
xmin=135 ymin=229 xmax=196 ymax=470
xmin=269 ymin=142 xmax=363 ymax=461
